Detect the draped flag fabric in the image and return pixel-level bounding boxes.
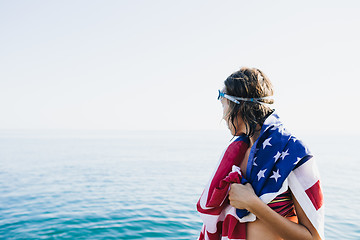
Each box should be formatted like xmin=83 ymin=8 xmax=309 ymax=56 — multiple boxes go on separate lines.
xmin=197 ymin=112 xmax=325 ymax=240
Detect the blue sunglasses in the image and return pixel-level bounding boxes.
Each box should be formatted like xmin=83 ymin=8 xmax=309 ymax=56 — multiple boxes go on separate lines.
xmin=217 ymin=90 xmax=272 ymax=105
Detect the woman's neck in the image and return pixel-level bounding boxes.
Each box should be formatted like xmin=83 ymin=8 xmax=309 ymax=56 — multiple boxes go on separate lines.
xmin=249 ymin=126 xmax=262 ymax=148
xmin=249 ymin=133 xmax=258 ymax=147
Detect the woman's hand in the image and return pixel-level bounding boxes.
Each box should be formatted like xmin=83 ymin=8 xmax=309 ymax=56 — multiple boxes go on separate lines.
xmin=228 ymin=183 xmax=258 ymax=211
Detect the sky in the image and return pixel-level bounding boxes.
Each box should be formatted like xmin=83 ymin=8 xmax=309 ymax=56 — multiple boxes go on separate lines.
xmin=1 ymin=0 xmax=359 ymax=135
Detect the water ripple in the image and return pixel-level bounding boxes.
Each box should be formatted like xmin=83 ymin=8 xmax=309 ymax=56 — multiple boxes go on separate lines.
xmin=0 ymin=131 xmax=359 ymax=239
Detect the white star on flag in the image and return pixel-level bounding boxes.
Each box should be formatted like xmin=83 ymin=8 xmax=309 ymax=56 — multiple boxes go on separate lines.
xmin=278 ymin=128 xmax=284 ymax=134
xmin=262 ymin=137 xmax=272 ymax=149
xmin=270 ymin=169 xmax=281 ymax=182
xmin=294 ymin=157 xmax=302 ymax=165
xmin=280 ymin=149 xmax=289 ymax=160
xmin=257 ymin=169 xmax=267 ymax=181
xmin=253 ymin=157 xmax=258 ymax=166
xmin=273 ymin=151 xmax=281 ymax=162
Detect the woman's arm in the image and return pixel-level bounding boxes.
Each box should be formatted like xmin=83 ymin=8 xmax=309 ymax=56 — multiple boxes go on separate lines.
xmin=228 ymin=183 xmax=321 ymax=240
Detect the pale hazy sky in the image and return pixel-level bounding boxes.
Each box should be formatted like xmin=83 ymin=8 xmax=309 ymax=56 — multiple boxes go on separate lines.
xmin=1 ymin=0 xmax=359 ymax=134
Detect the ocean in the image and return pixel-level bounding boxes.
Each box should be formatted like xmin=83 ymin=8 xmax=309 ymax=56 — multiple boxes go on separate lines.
xmin=0 ymin=130 xmax=359 ymax=239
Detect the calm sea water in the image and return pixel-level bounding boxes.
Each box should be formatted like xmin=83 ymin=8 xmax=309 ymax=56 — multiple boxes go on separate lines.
xmin=0 ymin=130 xmax=359 ymax=239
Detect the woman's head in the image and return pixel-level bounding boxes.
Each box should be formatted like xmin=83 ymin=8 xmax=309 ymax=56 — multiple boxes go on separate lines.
xmin=221 ymin=67 xmax=274 ymax=137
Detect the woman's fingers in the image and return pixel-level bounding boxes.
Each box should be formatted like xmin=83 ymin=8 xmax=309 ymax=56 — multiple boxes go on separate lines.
xmin=228 ymin=183 xmax=256 ymax=209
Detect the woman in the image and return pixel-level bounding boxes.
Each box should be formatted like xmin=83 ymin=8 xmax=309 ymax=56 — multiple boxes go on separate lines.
xmin=197 ymin=67 xmax=324 ymax=240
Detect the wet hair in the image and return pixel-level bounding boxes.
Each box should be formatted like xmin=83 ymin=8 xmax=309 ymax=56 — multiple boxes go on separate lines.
xmin=224 ymin=67 xmax=274 ymax=137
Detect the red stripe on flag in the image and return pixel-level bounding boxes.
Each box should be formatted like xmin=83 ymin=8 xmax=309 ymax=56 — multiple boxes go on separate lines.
xmin=305 ymin=180 xmax=323 ymax=210
xmin=207 ymin=141 xmax=248 ymax=206
xmin=222 ymin=215 xmax=246 ymax=239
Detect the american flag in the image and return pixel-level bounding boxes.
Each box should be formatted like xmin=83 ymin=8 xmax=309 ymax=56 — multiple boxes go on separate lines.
xmin=197 ymin=113 xmax=324 ymax=240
